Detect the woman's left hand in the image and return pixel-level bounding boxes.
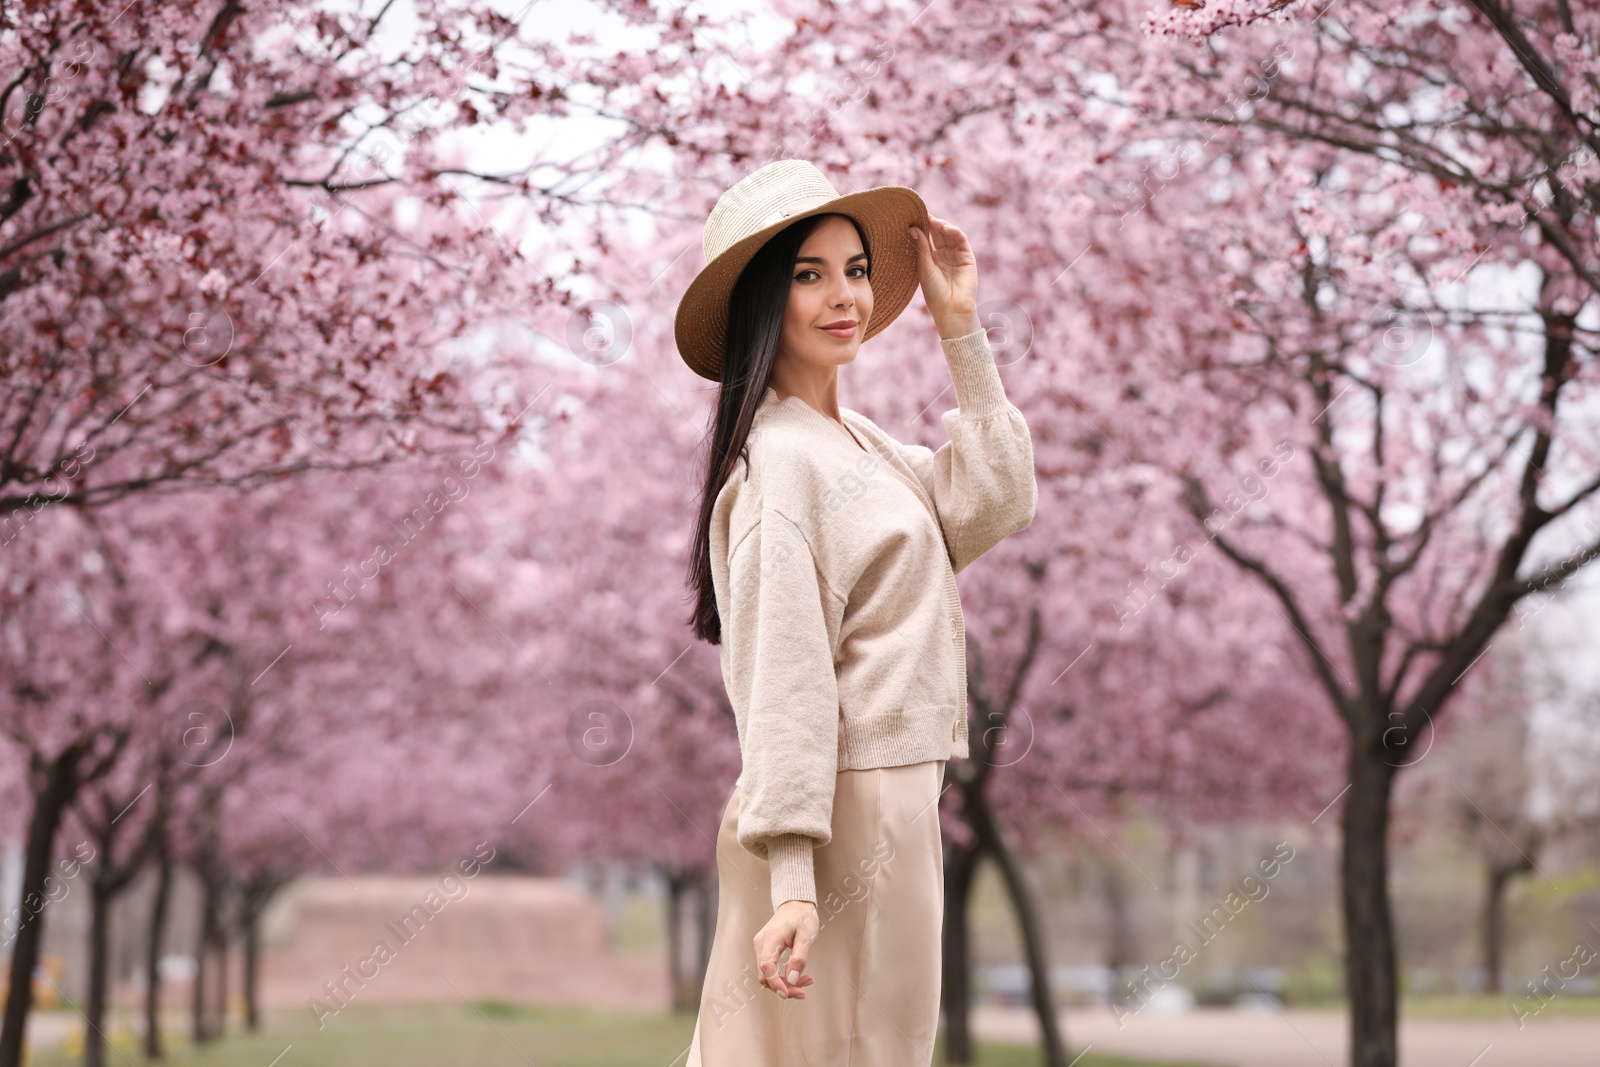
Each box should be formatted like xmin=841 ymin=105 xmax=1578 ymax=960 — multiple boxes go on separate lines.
xmin=908 ymin=215 xmax=980 ymax=340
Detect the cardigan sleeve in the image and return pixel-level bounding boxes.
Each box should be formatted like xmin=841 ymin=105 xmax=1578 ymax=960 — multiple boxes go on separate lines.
xmin=895 ymin=328 xmax=1039 ymax=574
xmin=723 ymin=506 xmax=843 ymax=911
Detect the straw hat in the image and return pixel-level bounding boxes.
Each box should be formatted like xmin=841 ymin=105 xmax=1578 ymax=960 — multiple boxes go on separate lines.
xmin=674 ymin=159 xmax=930 ymax=382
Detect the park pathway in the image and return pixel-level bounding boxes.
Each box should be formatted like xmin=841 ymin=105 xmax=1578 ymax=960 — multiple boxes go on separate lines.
xmin=971 ymin=1004 xmax=1600 ymax=1066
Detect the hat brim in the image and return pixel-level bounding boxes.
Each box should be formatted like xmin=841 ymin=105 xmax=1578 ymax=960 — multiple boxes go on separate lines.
xmin=674 ymin=185 xmax=931 ymax=382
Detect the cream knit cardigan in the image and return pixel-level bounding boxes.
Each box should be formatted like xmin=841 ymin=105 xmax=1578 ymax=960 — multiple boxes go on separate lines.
xmin=709 ymin=327 xmax=1037 ymax=910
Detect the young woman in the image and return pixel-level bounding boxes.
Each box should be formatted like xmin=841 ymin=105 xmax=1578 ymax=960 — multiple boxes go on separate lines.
xmin=680 ymin=159 xmax=1037 ymax=1065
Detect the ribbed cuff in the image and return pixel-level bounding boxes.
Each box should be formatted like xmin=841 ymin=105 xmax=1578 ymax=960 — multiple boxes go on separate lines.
xmin=766 ymin=834 xmax=818 ymax=911
xmin=940 ymin=328 xmax=1007 ymax=417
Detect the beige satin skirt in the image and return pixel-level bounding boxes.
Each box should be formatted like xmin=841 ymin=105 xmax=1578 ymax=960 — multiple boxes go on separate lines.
xmin=686 ymin=759 xmax=947 ymax=1067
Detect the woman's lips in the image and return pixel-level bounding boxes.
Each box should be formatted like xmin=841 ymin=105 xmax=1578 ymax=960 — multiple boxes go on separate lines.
xmin=820 ymin=324 xmax=857 ymax=339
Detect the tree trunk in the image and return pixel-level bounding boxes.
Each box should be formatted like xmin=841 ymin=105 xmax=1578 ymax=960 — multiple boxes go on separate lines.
xmin=667 ymin=863 xmax=717 ymax=1015
xmin=664 ymin=867 xmax=690 ymax=1013
xmin=243 ymin=900 xmax=260 ymax=1031
xmin=233 ymin=875 xmax=288 ymax=1034
xmin=84 ymin=815 xmax=152 ymax=1067
xmin=144 ymin=850 xmax=172 ymax=1059
xmin=971 ymin=789 xmax=1071 ymax=1067
xmin=215 ymin=926 xmax=228 ymax=1038
xmin=191 ymin=876 xmax=216 ymax=1045
xmin=190 ymin=930 xmax=206 ymax=1044
xmin=0 ymin=748 xmax=81 ymax=1067
xmin=1342 ymin=742 xmax=1398 ymax=1067
xmin=940 ymin=834 xmax=981 ymax=1065
xmin=83 ymin=877 xmax=113 ymax=1067
xmin=1481 ymin=856 xmax=1535 ymax=996
xmin=1483 ymin=865 xmax=1511 ymax=995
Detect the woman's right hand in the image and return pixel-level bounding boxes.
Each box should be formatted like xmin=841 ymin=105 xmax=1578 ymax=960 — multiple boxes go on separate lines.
xmin=754 ymin=899 xmax=820 ymax=998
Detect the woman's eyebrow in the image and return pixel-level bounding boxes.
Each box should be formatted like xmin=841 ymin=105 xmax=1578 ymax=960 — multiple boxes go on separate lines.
xmin=794 ymin=252 xmax=869 ymax=265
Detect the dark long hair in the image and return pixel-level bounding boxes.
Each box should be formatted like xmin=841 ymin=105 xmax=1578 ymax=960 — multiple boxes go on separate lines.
xmin=685 ymin=211 xmax=872 ymax=645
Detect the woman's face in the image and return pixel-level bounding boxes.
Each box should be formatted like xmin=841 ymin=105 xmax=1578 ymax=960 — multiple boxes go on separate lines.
xmin=778 ymin=214 xmax=874 ymax=373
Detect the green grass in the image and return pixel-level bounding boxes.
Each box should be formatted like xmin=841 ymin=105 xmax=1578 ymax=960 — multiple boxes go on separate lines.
xmin=23 ymin=1002 xmax=1213 ymax=1067
xmin=1400 ymin=992 xmax=1600 ymax=1019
